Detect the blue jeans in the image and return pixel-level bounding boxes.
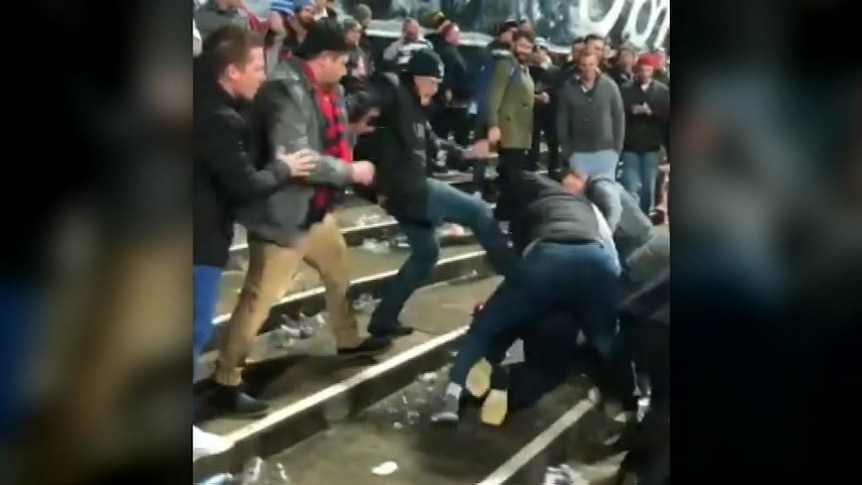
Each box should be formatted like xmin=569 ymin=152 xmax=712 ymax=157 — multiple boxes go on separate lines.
xmin=449 ymin=241 xmax=621 ymax=391
xmin=619 ymin=151 xmax=661 ymax=215
xmin=0 ymin=280 xmax=39 ymax=439
xmin=568 ymin=149 xmax=620 ymax=180
xmin=193 ymin=265 xmax=223 ymax=373
xmin=369 ymin=178 xmax=515 ymax=334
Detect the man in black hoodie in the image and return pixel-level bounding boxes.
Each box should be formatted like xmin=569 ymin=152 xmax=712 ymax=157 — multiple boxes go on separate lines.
xmin=193 ymin=25 xmax=316 ymax=442
xmin=354 ymin=49 xmax=517 ymax=339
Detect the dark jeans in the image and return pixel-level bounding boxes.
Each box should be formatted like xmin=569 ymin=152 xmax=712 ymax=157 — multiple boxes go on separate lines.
xmin=495 ymin=148 xmax=535 ymax=221
xmin=369 ymin=179 xmax=515 ymax=333
xmin=448 ymin=241 xmax=620 ymax=389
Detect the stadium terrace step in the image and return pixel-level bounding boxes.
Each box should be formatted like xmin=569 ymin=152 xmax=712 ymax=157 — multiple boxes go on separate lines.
xmin=194 ymin=276 xmax=502 ymax=480
xmin=194 ymin=267 xmax=621 ymax=482
xmin=202 ymin=242 xmax=492 ymax=355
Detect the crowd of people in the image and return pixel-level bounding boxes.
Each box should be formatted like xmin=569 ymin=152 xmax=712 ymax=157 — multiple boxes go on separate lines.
xmin=193 ymin=1 xmax=670 ymax=483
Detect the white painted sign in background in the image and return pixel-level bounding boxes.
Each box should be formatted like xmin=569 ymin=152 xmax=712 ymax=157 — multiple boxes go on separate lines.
xmin=246 ymin=0 xmax=670 ymax=49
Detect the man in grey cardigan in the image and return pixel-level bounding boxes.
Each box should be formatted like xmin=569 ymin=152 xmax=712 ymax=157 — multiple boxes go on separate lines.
xmin=556 ymin=52 xmax=625 ymax=179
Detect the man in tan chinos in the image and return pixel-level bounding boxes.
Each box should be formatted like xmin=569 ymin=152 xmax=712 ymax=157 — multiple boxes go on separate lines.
xmin=209 ymin=21 xmax=392 ymax=417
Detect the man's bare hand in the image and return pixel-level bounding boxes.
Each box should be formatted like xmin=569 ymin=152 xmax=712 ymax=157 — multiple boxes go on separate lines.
xmin=351 ymin=160 xmax=376 ymax=185
xmin=277 ymin=147 xmax=318 ymax=177
xmin=535 ymin=92 xmax=550 ymax=104
xmin=465 ymin=139 xmax=490 ymax=159
xmin=487 ymin=126 xmax=501 ymax=145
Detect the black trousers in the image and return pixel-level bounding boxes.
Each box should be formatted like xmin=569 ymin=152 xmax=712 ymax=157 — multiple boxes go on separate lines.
xmin=530 ymin=108 xmax=560 ymax=173
xmin=430 ymin=107 xmax=471 ymax=147
xmin=495 ymin=148 xmax=535 ymax=221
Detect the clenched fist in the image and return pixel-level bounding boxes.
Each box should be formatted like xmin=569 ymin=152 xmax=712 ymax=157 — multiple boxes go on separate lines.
xmin=350 ymin=160 xmax=376 ymax=185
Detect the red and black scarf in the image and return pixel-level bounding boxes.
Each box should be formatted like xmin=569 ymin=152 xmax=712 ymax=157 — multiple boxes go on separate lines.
xmin=301 ymin=62 xmax=352 ymax=217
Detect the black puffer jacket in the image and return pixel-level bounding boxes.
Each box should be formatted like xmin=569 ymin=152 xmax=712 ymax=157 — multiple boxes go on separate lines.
xmin=192 ymin=57 xmax=293 ymax=266
xmin=507 ymin=171 xmax=604 ymax=254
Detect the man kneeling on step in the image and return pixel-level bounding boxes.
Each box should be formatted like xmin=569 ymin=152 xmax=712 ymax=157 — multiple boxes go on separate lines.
xmin=431 ymin=168 xmax=622 ymax=425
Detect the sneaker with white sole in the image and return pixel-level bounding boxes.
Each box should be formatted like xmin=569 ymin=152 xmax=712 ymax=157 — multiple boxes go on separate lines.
xmin=429 ymin=393 xmax=461 ymax=424
xmin=193 ymin=426 xmax=233 ymax=462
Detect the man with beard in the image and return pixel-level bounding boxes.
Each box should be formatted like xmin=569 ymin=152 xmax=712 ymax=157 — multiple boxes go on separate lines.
xmin=354 ymin=50 xmax=517 ymax=339
xmin=430 ymin=168 xmax=621 ymax=425
xmin=207 ymin=19 xmax=390 ymax=417
xmin=276 ymin=0 xmax=317 ymax=57
xmin=484 ymin=30 xmax=536 ymax=222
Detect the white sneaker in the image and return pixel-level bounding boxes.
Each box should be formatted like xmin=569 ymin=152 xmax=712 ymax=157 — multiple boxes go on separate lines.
xmin=193 ymin=426 xmax=233 ymax=462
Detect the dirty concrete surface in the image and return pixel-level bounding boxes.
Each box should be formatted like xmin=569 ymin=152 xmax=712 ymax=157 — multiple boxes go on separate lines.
xmin=199 ymin=276 xmax=501 ymax=436
xmin=266 ymin=371 xmax=619 ymax=485
xmin=215 ymin=242 xmax=483 ymax=317
xmin=252 ymin=280 xmax=624 ymax=485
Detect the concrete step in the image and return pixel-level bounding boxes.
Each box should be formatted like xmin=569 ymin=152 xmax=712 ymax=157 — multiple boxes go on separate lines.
xmin=194 ymin=276 xmax=625 ymax=485
xmin=194 ymin=276 xmax=502 ymax=480
xmin=202 ymin=241 xmax=491 ymax=356
xmin=226 ymin=157 xmax=551 ymax=255
xmin=264 ymin=372 xmax=613 ymax=485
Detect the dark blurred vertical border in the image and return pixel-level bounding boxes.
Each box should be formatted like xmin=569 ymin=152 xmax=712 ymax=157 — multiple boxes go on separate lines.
xmin=673 ymin=0 xmax=862 ymax=482
xmin=0 ymin=1 xmax=192 ymax=483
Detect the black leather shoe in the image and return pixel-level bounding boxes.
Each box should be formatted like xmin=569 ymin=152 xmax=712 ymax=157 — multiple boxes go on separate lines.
xmin=369 ymin=322 xmax=415 ymax=339
xmin=209 ymin=383 xmax=269 ymax=418
xmin=336 ymin=335 xmax=393 ymax=357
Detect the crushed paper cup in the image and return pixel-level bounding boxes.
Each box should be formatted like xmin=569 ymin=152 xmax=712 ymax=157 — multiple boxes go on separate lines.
xmin=371 ymin=461 xmax=399 ymax=476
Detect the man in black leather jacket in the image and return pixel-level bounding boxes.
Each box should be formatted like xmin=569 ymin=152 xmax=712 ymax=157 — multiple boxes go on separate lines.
xmin=353 ymin=49 xmax=517 ymax=340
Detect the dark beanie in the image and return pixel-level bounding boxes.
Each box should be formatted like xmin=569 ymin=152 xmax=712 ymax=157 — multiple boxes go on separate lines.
xmin=295 ymin=18 xmax=349 ymax=59
xmin=406 ymin=49 xmax=444 ymax=80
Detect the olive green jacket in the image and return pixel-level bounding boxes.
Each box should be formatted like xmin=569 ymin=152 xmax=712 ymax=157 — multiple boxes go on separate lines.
xmin=486 ymin=58 xmax=535 ymax=149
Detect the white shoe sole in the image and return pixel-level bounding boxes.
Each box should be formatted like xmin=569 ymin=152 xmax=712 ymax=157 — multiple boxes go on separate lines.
xmin=465 ymin=359 xmax=492 ymax=398
xmin=480 ymin=389 xmax=508 ymax=426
